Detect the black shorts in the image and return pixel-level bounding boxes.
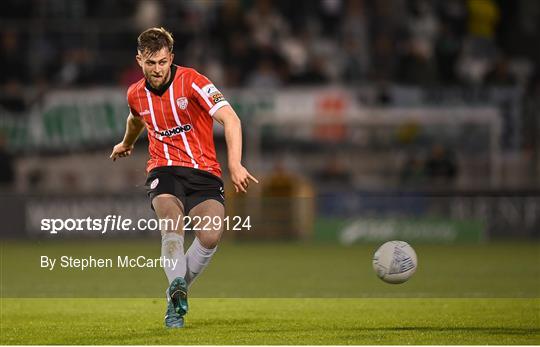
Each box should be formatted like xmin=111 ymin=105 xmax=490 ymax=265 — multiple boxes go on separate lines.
xmin=145 ymin=166 xmax=225 ymax=214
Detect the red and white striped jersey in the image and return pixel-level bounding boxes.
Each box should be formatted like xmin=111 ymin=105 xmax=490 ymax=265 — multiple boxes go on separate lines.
xmin=127 ymin=65 xmax=229 ymax=177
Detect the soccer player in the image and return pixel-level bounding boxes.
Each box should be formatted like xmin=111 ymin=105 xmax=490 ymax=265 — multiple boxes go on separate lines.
xmin=110 ymin=27 xmax=258 ymax=328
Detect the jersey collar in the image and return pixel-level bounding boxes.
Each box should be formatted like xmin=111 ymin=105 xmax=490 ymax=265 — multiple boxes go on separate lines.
xmin=145 ymin=64 xmax=177 ymax=96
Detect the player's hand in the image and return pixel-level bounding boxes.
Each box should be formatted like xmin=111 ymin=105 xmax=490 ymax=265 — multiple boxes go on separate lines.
xmin=229 ymin=163 xmax=258 ymax=193
xmin=110 ymin=142 xmax=134 ymax=161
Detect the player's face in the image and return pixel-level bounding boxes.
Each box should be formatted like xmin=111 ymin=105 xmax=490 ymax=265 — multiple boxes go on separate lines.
xmin=137 ymin=47 xmax=174 ymax=89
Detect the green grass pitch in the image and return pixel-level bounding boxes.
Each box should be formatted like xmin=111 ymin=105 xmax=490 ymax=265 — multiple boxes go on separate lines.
xmin=1 ymin=240 xmax=539 ymax=344
xmin=1 ymin=298 xmax=538 ymax=344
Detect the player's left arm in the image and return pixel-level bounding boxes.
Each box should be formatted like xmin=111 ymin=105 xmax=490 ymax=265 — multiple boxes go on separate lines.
xmin=213 ymin=106 xmax=259 ymax=193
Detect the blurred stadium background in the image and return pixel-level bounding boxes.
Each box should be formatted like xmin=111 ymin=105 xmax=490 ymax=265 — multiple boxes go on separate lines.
xmin=0 ymin=0 xmax=539 ymax=296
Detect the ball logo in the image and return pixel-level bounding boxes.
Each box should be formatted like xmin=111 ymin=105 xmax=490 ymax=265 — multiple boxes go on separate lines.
xmin=389 ymin=247 xmax=415 ymax=274
xmin=150 ymin=178 xmax=159 ymax=190
xmin=176 ymin=97 xmax=188 ymax=110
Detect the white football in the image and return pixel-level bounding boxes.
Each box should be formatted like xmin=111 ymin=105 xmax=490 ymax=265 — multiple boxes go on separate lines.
xmin=372 ymin=241 xmax=417 ymax=284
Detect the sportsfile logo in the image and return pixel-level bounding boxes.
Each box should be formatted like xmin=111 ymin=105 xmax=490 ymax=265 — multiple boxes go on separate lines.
xmin=40 ymin=215 xmax=252 ymax=234
xmin=157 ymin=124 xmax=192 ymax=137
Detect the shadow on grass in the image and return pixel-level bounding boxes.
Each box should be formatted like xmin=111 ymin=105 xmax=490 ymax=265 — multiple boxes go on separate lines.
xmin=100 ymin=325 xmax=540 ymax=346
xmin=157 ymin=318 xmax=540 ymax=337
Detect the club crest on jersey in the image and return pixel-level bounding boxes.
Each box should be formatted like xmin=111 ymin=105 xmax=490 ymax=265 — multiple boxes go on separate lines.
xmin=176 ymin=97 xmax=188 ymax=110
xmin=156 ymin=124 xmax=192 ymax=137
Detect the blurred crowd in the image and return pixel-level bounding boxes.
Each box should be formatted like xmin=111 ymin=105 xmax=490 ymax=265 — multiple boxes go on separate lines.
xmin=1 ymin=0 xmax=539 ymax=192
xmin=1 ymin=0 xmax=539 ymax=111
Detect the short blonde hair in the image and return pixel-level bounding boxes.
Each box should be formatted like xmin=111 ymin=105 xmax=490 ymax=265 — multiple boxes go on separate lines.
xmin=137 ymin=27 xmax=174 ymax=55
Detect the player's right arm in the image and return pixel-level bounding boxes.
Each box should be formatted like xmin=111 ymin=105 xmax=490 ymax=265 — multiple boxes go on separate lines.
xmin=110 ymin=112 xmax=145 ymax=161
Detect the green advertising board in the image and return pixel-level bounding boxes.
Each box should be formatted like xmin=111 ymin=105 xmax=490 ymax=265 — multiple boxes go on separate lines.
xmin=0 ymin=88 xmax=274 ymax=153
xmin=315 ymin=216 xmax=485 ymax=244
